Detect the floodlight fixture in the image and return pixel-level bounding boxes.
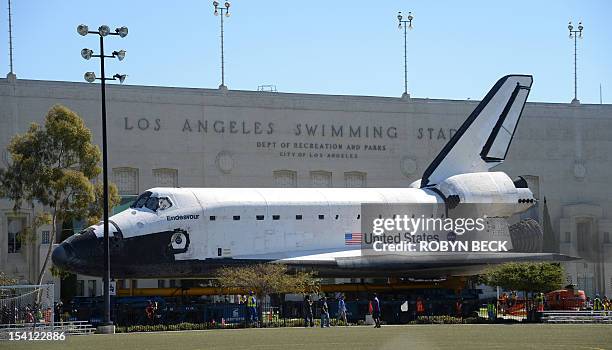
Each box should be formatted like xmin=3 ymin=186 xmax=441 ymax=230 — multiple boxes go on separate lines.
xmin=113 ymin=74 xmax=127 ymax=84
xmin=113 ymin=50 xmax=126 ymax=61
xmin=98 ymin=25 xmax=111 ymax=36
xmin=77 ymin=24 xmax=89 ymax=36
xmin=84 ymin=72 xmax=96 ymax=82
xmin=116 ymin=26 xmax=128 ymax=38
xmin=81 ymin=48 xmax=93 ymax=60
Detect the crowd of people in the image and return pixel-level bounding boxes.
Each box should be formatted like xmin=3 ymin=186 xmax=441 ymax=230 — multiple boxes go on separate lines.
xmin=303 ymin=294 xmax=341 ymax=327
xmin=583 ymin=295 xmax=610 ymax=311
xmin=6 ymin=288 xmax=610 ymax=329
xmin=302 ymin=293 xmax=383 ymax=328
xmin=302 ymin=295 xmax=341 ymax=328
xmin=0 ymin=303 xmax=54 ymax=325
xmin=0 ymin=291 xmax=486 ymax=328
xmin=135 ymin=292 xmax=469 ymax=328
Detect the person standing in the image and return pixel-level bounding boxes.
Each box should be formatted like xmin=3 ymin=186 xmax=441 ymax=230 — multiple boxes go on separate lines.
xmin=247 ymin=291 xmax=258 ymax=327
xmin=54 ymin=301 xmax=63 ymax=322
xmin=372 ymin=293 xmax=381 ymax=328
xmin=303 ymin=295 xmax=314 ymax=327
xmin=593 ymin=294 xmax=603 ymax=311
xmin=337 ymin=295 xmax=348 ymax=326
xmin=499 ymin=292 xmax=508 ymax=315
xmin=487 ymin=300 xmax=496 ymax=321
xmin=455 ymin=298 xmax=463 ymax=318
xmin=145 ymin=300 xmax=155 ymax=325
xmin=584 ymin=297 xmax=593 ymax=311
xmin=416 ymin=296 xmax=425 ymax=317
xmin=320 ymin=297 xmax=330 ymax=328
xmin=24 ymin=304 xmax=31 ymax=323
xmin=536 ymin=293 xmax=545 ymax=312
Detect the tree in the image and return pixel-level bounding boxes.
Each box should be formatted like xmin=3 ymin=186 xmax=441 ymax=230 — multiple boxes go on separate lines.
xmin=88 ymin=181 xmax=120 ymax=226
xmin=0 ymin=272 xmax=16 ymax=286
xmin=216 ymin=263 xmax=320 ymax=307
xmin=217 ymin=263 xmax=319 ymax=325
xmin=0 ymin=104 xmax=120 ymax=287
xmin=483 ymin=262 xmax=565 ymax=295
xmin=217 ymin=263 xmax=319 ymax=296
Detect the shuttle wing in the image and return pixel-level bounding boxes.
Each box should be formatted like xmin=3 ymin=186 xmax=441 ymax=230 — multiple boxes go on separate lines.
xmin=278 ymin=250 xmax=576 ymax=275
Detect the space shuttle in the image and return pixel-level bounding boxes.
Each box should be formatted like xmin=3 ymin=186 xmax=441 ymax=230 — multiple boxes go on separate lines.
xmin=52 ymin=75 xmax=572 ymax=279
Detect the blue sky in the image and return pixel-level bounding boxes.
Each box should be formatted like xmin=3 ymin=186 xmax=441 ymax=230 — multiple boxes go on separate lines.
xmin=3 ymin=0 xmax=611 ymax=103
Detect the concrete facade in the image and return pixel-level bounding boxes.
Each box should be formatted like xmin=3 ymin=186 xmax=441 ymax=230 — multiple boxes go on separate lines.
xmin=1 ymin=76 xmax=611 ymax=298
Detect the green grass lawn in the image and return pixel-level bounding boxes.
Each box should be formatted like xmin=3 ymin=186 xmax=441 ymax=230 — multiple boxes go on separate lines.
xmin=3 ymin=324 xmax=612 ymax=350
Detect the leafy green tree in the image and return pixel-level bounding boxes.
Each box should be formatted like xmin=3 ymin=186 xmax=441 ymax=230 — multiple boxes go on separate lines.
xmin=217 ymin=263 xmax=320 ymax=320
xmin=217 ymin=263 xmax=319 ymax=318
xmin=217 ymin=263 xmax=319 ymax=297
xmin=89 ymin=181 xmax=120 ymax=226
xmin=0 ymin=271 xmax=16 ymax=286
xmin=483 ymin=262 xmax=565 ymax=295
xmin=0 ymin=104 xmax=120 ymax=286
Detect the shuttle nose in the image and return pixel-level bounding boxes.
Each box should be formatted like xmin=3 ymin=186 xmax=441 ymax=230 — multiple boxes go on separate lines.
xmin=51 ymin=243 xmax=72 ymax=270
xmin=52 ymin=230 xmax=103 ymax=275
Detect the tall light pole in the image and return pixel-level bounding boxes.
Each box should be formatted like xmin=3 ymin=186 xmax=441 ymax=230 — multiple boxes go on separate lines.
xmin=78 ymin=23 xmax=127 ymax=333
xmin=213 ymin=1 xmax=231 ymax=90
xmin=568 ymin=20 xmax=583 ymax=104
xmin=397 ymin=11 xmax=413 ymax=99
xmin=8 ymin=0 xmax=14 ymax=75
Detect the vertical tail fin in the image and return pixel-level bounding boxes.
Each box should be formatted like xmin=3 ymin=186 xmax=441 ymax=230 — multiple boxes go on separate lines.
xmin=421 ymin=75 xmax=533 ymax=188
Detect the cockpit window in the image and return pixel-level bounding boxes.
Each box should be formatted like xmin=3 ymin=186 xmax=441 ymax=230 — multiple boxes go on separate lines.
xmin=130 ymin=191 xmax=173 ymax=212
xmin=145 ymin=197 xmax=159 ymax=211
xmin=158 ymin=197 xmax=173 ymax=210
xmin=131 ymin=191 xmax=152 ymax=209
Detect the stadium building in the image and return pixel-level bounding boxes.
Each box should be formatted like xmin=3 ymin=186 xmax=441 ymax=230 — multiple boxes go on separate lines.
xmin=1 ymin=73 xmax=611 ymax=299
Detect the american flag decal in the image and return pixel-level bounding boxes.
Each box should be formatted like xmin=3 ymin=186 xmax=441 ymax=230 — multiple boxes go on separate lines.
xmin=345 ymin=232 xmax=363 ymax=246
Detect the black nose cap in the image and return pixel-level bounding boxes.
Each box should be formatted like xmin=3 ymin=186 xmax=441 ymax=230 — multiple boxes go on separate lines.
xmin=52 ymin=231 xmax=104 ymax=275
xmin=51 ymin=243 xmax=73 ymax=270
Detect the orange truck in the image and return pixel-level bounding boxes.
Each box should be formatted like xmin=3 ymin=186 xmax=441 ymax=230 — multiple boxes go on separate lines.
xmin=545 ymin=287 xmax=586 ymax=310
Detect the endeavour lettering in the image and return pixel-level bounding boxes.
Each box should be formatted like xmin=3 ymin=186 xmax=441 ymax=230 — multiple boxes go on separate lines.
xmin=167 ymin=214 xmax=200 ymax=221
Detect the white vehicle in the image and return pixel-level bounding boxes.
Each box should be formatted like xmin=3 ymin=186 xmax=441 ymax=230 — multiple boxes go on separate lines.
xmin=52 ymin=75 xmax=571 ymax=278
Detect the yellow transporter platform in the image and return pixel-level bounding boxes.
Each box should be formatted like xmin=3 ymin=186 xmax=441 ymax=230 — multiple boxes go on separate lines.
xmin=117 ymin=277 xmax=468 ymax=297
